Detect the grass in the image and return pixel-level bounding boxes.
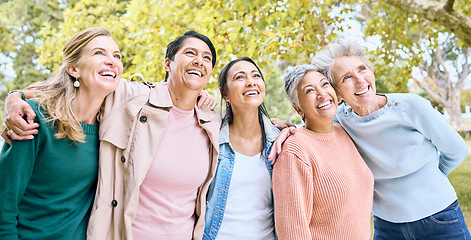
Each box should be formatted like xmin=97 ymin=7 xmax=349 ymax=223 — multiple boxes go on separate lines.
xmin=448 ymin=138 xmax=471 ymax=229
xmin=370 ymin=138 xmax=471 ymax=238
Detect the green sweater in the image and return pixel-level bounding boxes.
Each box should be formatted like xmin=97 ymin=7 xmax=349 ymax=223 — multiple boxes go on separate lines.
xmin=0 ymin=100 xmax=99 ymax=240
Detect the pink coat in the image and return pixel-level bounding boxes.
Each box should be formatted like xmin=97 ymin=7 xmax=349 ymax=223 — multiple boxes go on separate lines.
xmin=86 ymin=79 xmax=220 ymax=240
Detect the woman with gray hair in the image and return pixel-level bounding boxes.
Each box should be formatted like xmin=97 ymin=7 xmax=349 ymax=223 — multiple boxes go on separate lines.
xmin=312 ymin=39 xmax=470 ymax=239
xmin=272 ymin=64 xmax=374 ymax=240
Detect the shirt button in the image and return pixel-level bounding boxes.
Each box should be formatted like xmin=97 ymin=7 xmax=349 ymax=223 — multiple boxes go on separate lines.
xmin=139 ymin=115 xmax=147 ymax=123
xmin=111 ymin=200 xmax=118 ymax=207
xmin=121 ymin=156 xmax=126 ymax=163
xmin=388 ymin=103 xmax=391 ymax=107
xmin=395 ymin=102 xmax=399 ymax=106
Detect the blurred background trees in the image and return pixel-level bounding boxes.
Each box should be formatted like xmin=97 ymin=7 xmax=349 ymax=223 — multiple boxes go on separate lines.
xmin=1 ymin=0 xmax=470 ymax=128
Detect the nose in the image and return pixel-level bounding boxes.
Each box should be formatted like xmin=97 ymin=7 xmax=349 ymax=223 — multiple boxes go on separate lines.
xmin=105 ymin=54 xmax=116 ymax=66
xmin=316 ymin=88 xmax=328 ymax=100
xmin=192 ymin=54 xmax=203 ymax=66
xmin=352 ymin=72 xmax=364 ymax=86
xmin=245 ymin=76 xmax=257 ymax=87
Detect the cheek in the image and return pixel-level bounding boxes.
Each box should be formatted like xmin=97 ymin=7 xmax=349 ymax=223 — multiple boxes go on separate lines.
xmin=205 ymin=63 xmax=213 ymax=74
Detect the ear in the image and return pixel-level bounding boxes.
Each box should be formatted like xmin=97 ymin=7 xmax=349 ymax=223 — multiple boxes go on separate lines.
xmin=164 ymin=58 xmax=171 ymax=73
xmin=219 ymin=88 xmax=227 ymax=101
xmin=66 ymin=64 xmax=79 ymax=79
xmin=337 ymin=95 xmax=344 ymax=105
xmin=293 ymin=105 xmax=303 ymax=117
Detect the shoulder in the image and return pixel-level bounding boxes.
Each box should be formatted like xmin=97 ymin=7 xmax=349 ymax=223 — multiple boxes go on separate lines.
xmin=261 ymin=115 xmax=280 ymax=143
xmin=388 ymin=93 xmax=434 ymax=116
xmin=388 ymin=93 xmax=428 ymax=106
xmin=26 ymin=99 xmax=47 ymax=123
xmin=282 ymin=128 xmax=311 ymax=153
xmin=277 ymin=129 xmax=314 ymax=167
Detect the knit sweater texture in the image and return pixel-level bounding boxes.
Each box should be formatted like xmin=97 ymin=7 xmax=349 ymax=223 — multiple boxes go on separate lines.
xmin=273 ymin=125 xmax=374 ymax=240
xmin=0 ymin=100 xmax=99 ymax=240
xmin=334 ymin=93 xmax=468 ymax=222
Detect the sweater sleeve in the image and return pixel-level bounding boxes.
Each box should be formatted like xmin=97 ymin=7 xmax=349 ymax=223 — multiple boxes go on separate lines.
xmin=0 ymin=130 xmax=39 ymax=239
xmin=273 ymin=151 xmax=313 ymax=240
xmin=405 ymin=94 xmax=468 ymax=175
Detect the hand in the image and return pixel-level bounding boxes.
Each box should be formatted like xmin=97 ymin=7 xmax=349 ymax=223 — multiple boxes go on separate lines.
xmin=2 ymin=93 xmax=39 ymax=145
xmin=197 ymin=89 xmax=217 ymax=110
xmin=268 ymin=126 xmax=297 ymax=163
xmin=270 ymin=118 xmax=296 ymax=130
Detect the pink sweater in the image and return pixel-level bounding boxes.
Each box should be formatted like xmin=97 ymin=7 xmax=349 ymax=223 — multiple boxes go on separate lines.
xmin=273 ymin=125 xmax=374 ymax=240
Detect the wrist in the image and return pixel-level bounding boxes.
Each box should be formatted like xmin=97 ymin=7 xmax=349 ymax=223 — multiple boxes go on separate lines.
xmin=7 ymin=90 xmax=25 ymax=101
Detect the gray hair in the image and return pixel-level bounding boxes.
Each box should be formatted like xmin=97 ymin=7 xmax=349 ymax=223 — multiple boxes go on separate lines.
xmin=311 ymin=38 xmax=373 ymax=86
xmin=283 ymin=64 xmax=323 ymax=107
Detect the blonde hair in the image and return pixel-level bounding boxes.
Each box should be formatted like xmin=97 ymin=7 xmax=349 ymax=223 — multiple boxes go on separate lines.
xmin=28 ymin=27 xmax=113 ymax=142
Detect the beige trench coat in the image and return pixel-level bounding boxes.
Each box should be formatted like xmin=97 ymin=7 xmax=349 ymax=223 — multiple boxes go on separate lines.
xmin=86 ymin=79 xmax=220 ymax=240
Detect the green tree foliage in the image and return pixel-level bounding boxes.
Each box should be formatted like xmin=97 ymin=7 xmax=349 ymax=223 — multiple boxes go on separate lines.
xmin=34 ymin=0 xmax=357 ymax=119
xmin=360 ymin=0 xmax=471 ymax=129
xmin=0 ymin=0 xmax=68 ymax=125
xmin=2 ymin=0 xmax=471 ymax=124
xmin=0 ymin=0 xmax=66 ymax=88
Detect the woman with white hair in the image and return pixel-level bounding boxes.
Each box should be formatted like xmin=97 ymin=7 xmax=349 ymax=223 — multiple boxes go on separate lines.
xmin=272 ymin=64 xmax=374 ymax=240
xmin=312 ymin=39 xmax=470 ymax=239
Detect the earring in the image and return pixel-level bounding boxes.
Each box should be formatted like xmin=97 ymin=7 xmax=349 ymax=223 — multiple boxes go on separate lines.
xmin=225 ymin=100 xmax=230 ymax=107
xmin=74 ymin=77 xmax=80 ymax=88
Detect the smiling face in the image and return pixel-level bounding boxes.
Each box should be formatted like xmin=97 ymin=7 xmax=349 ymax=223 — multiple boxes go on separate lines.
xmin=224 ymin=60 xmax=266 ymax=112
xmin=331 ymin=55 xmax=377 ymax=110
xmin=68 ymin=36 xmax=123 ymax=97
xmin=165 ymin=37 xmax=213 ymax=92
xmin=295 ymin=71 xmax=338 ymax=132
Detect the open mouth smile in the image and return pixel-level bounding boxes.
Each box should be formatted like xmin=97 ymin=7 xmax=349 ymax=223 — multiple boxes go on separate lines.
xmin=99 ymin=70 xmax=117 ymax=78
xmin=187 ymin=69 xmax=203 ymax=77
xmin=242 ymin=90 xmax=260 ymax=96
xmin=354 ymin=86 xmax=369 ymax=96
xmin=317 ymin=100 xmax=332 ymax=109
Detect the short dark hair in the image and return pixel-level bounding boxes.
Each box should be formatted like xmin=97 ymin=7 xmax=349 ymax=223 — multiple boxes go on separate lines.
xmin=164 ymin=31 xmax=217 ymax=81
xmin=218 ymin=57 xmax=270 ymax=155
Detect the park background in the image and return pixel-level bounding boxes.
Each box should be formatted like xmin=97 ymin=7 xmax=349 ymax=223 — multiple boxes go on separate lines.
xmin=0 ymin=0 xmax=470 ymax=235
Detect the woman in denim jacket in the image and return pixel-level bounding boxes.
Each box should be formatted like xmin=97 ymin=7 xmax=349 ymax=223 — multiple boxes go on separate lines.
xmin=203 ymin=57 xmax=279 ymax=240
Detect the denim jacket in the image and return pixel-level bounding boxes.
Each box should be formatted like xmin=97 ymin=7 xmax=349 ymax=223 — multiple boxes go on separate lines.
xmin=203 ymin=115 xmax=280 ymax=240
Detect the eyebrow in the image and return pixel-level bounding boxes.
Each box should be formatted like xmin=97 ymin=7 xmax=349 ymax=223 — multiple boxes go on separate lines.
xmin=233 ymin=69 xmax=259 ymax=77
xmin=91 ymin=47 xmax=121 ymax=54
xmin=301 ymin=84 xmax=314 ymax=91
xmin=184 ymin=47 xmax=212 ymax=57
xmin=301 ymin=77 xmax=328 ymax=90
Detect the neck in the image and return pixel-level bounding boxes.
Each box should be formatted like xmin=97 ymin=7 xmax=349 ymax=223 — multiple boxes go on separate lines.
xmin=353 ymin=95 xmax=387 ymax=116
xmin=167 ymin=82 xmax=199 ymax=111
xmin=305 ymin=118 xmax=333 ymax=133
xmin=230 ymin=107 xmax=261 ymax=139
xmin=76 ymin=89 xmax=106 ymax=124
xmin=228 ymin=107 xmax=263 ymax=156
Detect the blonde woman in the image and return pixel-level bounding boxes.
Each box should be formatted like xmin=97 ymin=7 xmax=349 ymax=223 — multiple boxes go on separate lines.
xmin=0 ymin=27 xmax=123 ymax=239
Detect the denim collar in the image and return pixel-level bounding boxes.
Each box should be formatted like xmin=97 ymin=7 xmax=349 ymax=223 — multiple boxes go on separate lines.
xmin=219 ymin=114 xmax=279 ymax=145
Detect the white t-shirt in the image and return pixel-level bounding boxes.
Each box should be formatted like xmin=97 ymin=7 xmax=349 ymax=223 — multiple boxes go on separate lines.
xmin=217 ymin=151 xmax=275 ymax=240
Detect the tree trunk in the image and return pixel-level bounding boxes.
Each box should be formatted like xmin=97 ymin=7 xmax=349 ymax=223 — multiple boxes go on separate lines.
xmin=446 ymin=92 xmax=467 ymax=131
